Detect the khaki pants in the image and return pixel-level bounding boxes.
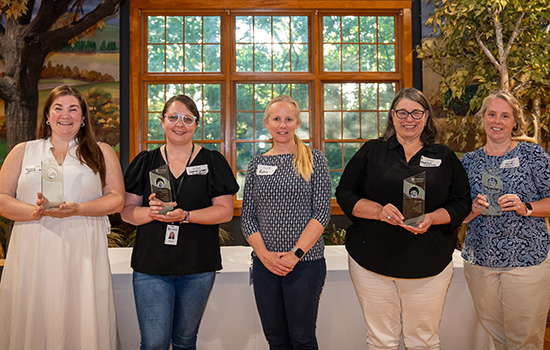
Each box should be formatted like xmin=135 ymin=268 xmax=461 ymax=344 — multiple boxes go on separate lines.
xmin=349 ymin=256 xmax=453 ymax=350
xmin=464 ymin=254 xmax=550 ymax=350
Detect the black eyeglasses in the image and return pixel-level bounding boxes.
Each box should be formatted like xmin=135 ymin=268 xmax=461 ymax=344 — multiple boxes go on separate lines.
xmin=164 ymin=113 xmax=197 ymax=126
xmin=393 ymin=109 xmax=426 ymax=120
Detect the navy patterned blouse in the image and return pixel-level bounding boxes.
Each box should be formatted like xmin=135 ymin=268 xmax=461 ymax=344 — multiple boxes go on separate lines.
xmin=241 ymin=149 xmax=332 ymax=261
xmin=461 ymin=142 xmax=550 ymax=268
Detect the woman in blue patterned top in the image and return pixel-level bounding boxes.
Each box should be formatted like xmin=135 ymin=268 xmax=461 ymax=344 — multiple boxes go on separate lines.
xmin=241 ymin=95 xmax=332 ymax=349
xmin=461 ymin=91 xmax=550 ymax=350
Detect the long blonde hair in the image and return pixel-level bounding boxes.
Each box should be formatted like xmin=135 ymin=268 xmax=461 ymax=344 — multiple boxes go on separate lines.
xmin=264 ymin=95 xmax=313 ymax=182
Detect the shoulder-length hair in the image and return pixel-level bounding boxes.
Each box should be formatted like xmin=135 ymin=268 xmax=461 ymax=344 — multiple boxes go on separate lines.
xmin=381 ymin=87 xmax=439 ymax=144
xmin=37 ymin=85 xmax=106 ymax=185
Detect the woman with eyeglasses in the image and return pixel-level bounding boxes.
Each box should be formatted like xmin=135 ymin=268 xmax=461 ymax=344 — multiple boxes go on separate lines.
xmin=336 ymin=88 xmax=470 ymax=349
xmin=121 ymin=95 xmax=239 ymax=350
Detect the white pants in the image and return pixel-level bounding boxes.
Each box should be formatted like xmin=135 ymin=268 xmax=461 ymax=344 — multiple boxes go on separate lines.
xmin=464 ymin=254 xmax=550 ymax=350
xmin=349 ymin=256 xmax=453 ymax=350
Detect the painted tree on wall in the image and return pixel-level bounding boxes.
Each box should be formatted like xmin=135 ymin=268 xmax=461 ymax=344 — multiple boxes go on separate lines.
xmin=417 ymin=0 xmax=550 ymax=150
xmin=0 ymin=0 xmax=120 ymax=151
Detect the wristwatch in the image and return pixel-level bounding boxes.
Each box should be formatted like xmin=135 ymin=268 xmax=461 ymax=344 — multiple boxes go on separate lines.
xmin=291 ymin=247 xmax=305 ymax=260
xmin=524 ymin=202 xmax=533 ymax=216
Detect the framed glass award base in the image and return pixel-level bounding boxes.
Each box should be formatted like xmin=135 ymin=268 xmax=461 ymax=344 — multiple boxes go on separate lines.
xmin=150 ymin=165 xmax=174 ymax=214
xmin=481 ymin=171 xmax=503 ymax=216
xmin=403 ymin=171 xmax=426 ymax=228
xmin=41 ymin=159 xmax=64 ymax=209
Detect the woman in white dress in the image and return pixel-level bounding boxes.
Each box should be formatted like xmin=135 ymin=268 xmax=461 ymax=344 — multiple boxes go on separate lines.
xmin=0 ymin=85 xmax=125 ymax=350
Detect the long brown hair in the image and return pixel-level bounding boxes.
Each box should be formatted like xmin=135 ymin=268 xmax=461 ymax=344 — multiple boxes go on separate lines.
xmin=37 ymin=85 xmax=106 ymax=185
xmin=264 ymin=95 xmax=313 ymax=182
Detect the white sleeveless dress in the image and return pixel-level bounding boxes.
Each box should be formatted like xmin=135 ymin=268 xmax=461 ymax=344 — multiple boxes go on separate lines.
xmin=0 ymin=139 xmax=120 ymax=350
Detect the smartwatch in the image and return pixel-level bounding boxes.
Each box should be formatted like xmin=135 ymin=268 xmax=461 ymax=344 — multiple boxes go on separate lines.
xmin=291 ymin=247 xmax=305 ymax=260
xmin=524 ymin=202 xmax=533 ymax=216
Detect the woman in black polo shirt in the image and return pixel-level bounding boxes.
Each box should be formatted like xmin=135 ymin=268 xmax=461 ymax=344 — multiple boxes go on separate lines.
xmin=336 ymin=88 xmax=470 ymax=349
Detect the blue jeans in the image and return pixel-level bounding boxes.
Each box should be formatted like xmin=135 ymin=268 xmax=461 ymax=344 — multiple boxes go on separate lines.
xmin=132 ymin=271 xmax=216 ymax=350
xmin=252 ymin=256 xmax=327 ymax=350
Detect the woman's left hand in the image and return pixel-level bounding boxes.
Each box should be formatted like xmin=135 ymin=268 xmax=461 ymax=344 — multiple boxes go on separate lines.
xmin=400 ymin=213 xmax=434 ymax=235
xmin=498 ymin=194 xmax=526 ymax=215
xmin=279 ymin=251 xmax=300 ymax=269
xmin=42 ymin=202 xmax=80 ymax=218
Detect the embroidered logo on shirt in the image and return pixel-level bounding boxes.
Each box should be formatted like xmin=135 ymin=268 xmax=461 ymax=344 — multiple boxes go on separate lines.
xmin=500 ymin=157 xmax=520 ymax=169
xmin=257 ymin=164 xmax=277 ymax=175
xmin=420 ymin=156 xmax=442 ymax=167
xmin=186 ymin=164 xmax=209 ymax=175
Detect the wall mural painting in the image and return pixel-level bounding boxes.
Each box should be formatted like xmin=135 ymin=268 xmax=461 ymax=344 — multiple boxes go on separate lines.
xmin=0 ymin=1 xmax=120 ymax=164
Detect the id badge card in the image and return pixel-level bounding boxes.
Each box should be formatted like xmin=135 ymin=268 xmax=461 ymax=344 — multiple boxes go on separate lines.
xmin=165 ymin=224 xmax=179 ymax=245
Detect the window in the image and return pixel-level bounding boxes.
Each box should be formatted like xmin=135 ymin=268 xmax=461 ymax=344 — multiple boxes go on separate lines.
xmin=129 ymin=0 xmax=413 ymax=213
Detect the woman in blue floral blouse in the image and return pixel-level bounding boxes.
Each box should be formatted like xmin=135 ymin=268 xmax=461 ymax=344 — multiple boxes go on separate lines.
xmin=461 ymin=90 xmax=550 ymax=350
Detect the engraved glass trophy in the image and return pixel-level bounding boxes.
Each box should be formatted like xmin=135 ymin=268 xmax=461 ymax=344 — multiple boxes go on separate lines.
xmin=481 ymin=171 xmax=503 ymax=216
xmin=150 ymin=164 xmax=174 ymax=214
xmin=41 ymin=159 xmax=64 ymax=209
xmin=403 ymin=171 xmax=426 ymax=227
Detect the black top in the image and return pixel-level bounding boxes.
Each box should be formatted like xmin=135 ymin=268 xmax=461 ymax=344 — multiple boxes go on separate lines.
xmin=124 ymin=147 xmax=239 ymax=275
xmin=335 ymin=136 xmax=471 ymax=278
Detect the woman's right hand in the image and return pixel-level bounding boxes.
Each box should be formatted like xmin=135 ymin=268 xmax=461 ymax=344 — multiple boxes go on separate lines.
xmin=378 ymin=203 xmax=404 ymax=225
xmin=471 ymin=194 xmax=489 ymax=216
xmin=258 ymin=250 xmax=294 ymax=276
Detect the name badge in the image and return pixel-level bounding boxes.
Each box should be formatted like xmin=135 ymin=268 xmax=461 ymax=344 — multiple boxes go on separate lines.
xmin=420 ymin=156 xmax=442 ymax=168
xmin=257 ymin=164 xmax=277 ymax=175
xmin=500 ymin=157 xmax=520 ymax=169
xmin=25 ymin=165 xmax=41 ymax=174
xmin=165 ymin=224 xmax=179 ymax=245
xmin=186 ymin=164 xmax=209 ymax=175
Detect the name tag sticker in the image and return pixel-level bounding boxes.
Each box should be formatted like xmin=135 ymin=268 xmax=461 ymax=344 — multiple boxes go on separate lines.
xmin=257 ymin=164 xmax=277 ymax=175
xmin=186 ymin=164 xmax=209 ymax=175
xmin=501 ymin=157 xmax=520 ymax=169
xmin=420 ymin=156 xmax=442 ymax=168
xmin=25 ymin=165 xmax=41 ymax=174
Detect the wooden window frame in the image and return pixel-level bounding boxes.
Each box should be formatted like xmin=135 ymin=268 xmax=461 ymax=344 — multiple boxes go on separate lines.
xmin=129 ymin=0 xmax=413 ymax=215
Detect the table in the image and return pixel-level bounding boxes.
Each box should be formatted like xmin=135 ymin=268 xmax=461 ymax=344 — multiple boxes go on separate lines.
xmin=109 ymin=246 xmax=494 ymax=350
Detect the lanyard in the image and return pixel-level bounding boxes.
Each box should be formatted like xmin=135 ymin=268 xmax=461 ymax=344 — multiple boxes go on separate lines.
xmin=163 ymin=143 xmax=195 ymax=202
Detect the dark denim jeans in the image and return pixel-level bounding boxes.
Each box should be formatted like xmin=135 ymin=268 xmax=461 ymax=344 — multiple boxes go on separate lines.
xmin=132 ymin=271 xmax=216 ymax=350
xmin=252 ymin=256 xmax=327 ymax=350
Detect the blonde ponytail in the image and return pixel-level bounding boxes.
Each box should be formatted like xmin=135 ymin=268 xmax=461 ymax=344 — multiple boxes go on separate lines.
xmin=264 ymin=95 xmax=314 ymax=182
xmin=293 ymin=134 xmax=313 ymax=182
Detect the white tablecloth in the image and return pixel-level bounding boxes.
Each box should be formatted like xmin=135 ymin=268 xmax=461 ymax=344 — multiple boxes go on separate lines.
xmin=109 ymin=246 xmax=493 ymax=350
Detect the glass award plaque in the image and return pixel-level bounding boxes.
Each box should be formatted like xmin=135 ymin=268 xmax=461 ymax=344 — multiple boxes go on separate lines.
xmin=403 ymin=171 xmax=426 ymax=228
xmin=481 ymin=171 xmax=503 ymax=216
xmin=41 ymin=159 xmax=64 ymax=209
xmin=149 ymin=164 xmax=174 ymax=214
